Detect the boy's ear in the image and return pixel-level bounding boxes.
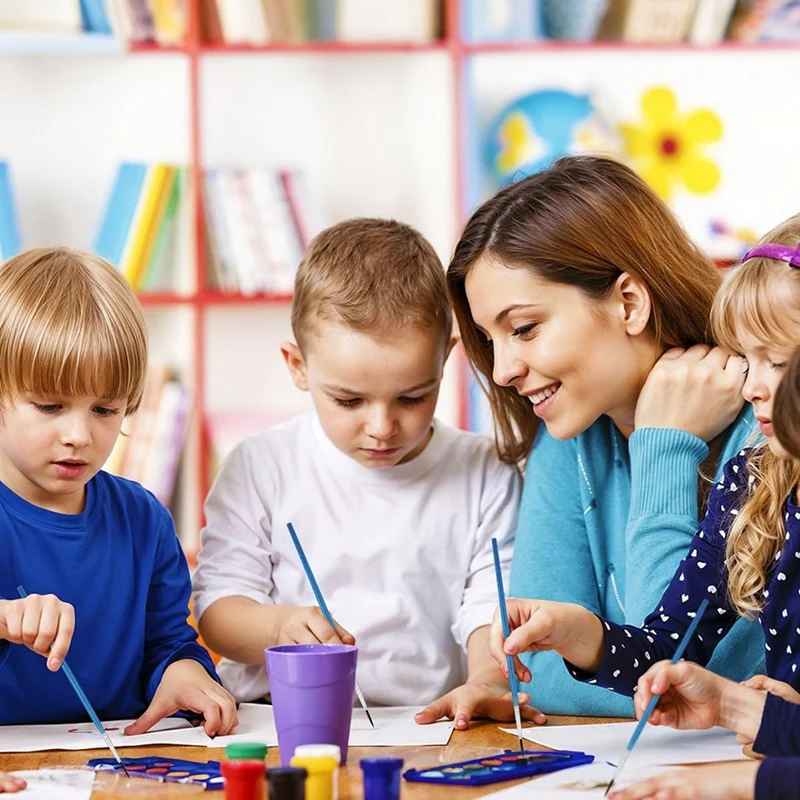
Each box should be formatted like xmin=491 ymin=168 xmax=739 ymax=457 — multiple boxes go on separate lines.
xmin=280 ymin=341 xmax=309 ymax=391
xmin=614 ymin=272 xmax=651 ymax=337
xmin=444 ymin=335 xmax=458 ymax=362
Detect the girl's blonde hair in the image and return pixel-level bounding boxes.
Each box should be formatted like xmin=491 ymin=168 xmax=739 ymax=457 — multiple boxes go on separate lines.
xmin=0 ymin=248 xmax=147 ymax=414
xmin=711 ymin=214 xmax=800 ymax=618
xmin=447 ymin=155 xmax=722 ymax=465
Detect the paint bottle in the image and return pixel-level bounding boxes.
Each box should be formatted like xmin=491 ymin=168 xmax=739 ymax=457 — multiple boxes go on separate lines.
xmin=290 ymin=749 xmax=338 ymax=800
xmin=226 ymin=743 xmax=269 ymax=761
xmin=360 ymin=758 xmax=404 ymax=800
xmin=292 ymin=745 xmax=341 ymax=800
xmin=221 ymin=759 xmax=266 ymax=800
xmin=267 ymin=766 xmax=307 ymax=800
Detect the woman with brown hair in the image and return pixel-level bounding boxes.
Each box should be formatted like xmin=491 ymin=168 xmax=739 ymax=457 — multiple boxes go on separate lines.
xmin=446 ymin=155 xmax=764 ymax=717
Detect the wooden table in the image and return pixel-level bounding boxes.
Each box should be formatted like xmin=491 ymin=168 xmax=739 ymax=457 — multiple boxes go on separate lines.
xmin=0 ymin=716 xmax=624 ymax=798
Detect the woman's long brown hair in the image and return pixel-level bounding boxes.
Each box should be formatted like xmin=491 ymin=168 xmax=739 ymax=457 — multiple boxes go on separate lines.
xmin=447 ymin=155 xmax=722 ymax=465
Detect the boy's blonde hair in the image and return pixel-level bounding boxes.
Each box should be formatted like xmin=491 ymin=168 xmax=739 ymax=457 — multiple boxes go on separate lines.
xmin=291 ymin=218 xmax=452 ymax=351
xmin=0 ymin=248 xmax=148 ymax=415
xmin=710 ymin=214 xmax=800 ymax=618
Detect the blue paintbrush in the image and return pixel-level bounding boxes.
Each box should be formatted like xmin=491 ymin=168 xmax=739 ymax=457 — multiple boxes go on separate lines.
xmin=285 ymin=523 xmax=375 ymax=728
xmin=604 ymin=597 xmax=710 ymax=796
xmin=17 ymin=586 xmax=130 ymax=778
xmin=491 ymin=537 xmax=524 ymax=753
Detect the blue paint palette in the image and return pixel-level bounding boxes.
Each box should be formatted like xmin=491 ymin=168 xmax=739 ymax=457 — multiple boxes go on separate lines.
xmin=87 ymin=756 xmax=225 ymax=790
xmin=403 ymin=749 xmax=594 ymax=787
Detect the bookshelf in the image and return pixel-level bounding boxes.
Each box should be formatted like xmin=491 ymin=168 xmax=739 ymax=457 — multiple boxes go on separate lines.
xmin=1 ymin=0 xmax=798 ymax=555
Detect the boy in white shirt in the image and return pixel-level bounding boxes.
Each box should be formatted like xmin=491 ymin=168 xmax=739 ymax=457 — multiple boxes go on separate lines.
xmin=193 ymin=218 xmax=543 ymax=730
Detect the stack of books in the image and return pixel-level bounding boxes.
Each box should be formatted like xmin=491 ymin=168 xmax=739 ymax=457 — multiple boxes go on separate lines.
xmin=199 ymin=0 xmax=441 ymax=44
xmin=204 ymin=167 xmax=316 ymax=296
xmin=94 ymin=163 xmax=189 ymax=292
xmin=104 ymin=363 xmax=192 ymax=509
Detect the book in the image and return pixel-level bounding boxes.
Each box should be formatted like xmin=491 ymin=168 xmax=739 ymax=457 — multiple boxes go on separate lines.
xmin=0 ymin=162 xmax=21 ymax=262
xmin=0 ymin=0 xmax=83 ymax=33
xmin=463 ymin=0 xmax=543 ymax=42
xmin=94 ymin=162 xmax=148 ymax=268
xmin=689 ymin=0 xmax=738 ymax=44
xmin=335 ymin=0 xmax=439 ymax=41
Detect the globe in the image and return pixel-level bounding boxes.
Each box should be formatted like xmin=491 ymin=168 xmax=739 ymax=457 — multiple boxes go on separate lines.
xmin=484 ymin=89 xmax=619 ymax=189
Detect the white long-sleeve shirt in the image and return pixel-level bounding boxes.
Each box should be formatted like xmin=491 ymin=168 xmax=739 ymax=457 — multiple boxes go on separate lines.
xmin=193 ymin=413 xmax=520 ymax=706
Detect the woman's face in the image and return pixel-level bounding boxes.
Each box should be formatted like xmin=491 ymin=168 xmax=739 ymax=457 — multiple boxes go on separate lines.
xmin=465 ymin=255 xmax=657 ymax=440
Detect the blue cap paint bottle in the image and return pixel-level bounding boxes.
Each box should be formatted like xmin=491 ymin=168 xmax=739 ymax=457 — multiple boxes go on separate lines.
xmin=359 ymin=758 xmax=404 ymax=800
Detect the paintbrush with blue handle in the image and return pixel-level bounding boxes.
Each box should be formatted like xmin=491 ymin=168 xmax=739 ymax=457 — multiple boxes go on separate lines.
xmin=491 ymin=537 xmax=524 ymax=754
xmin=286 ymin=523 xmax=375 ymax=728
xmin=17 ymin=586 xmax=130 ymax=778
xmin=604 ymin=597 xmax=710 ymax=796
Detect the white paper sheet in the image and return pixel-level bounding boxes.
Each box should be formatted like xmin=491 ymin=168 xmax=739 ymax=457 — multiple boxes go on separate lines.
xmin=9 ymin=768 xmax=94 ymax=799
xmin=480 ymin=762 xmax=683 ymax=799
xmin=0 ymin=705 xmax=453 ymax=752
xmin=499 ymin=721 xmax=745 ymax=766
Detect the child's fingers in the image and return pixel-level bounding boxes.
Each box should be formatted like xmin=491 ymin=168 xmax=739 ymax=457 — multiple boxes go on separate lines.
xmin=489 ymin=611 xmax=508 ymax=668
xmin=213 ymin=687 xmax=239 ymax=735
xmin=335 ymin=623 xmax=356 ymax=645
xmin=20 ymin=595 xmax=44 ymax=648
xmin=307 ymin=616 xmax=344 ymax=645
xmin=194 ymin=695 xmax=222 ymax=737
xmin=0 ymin=601 xmax=24 ymax=644
xmin=413 ymin=697 xmax=451 ymax=725
xmin=0 ymin=772 xmax=26 ymax=793
xmin=494 ymin=691 xmax=546 ymax=725
xmin=124 ymin=696 xmax=177 ymax=736
xmin=45 ymin=601 xmax=75 ymax=671
xmin=511 ymin=654 xmax=531 ymax=683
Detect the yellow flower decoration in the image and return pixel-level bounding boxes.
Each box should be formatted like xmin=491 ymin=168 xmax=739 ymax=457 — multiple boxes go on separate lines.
xmin=621 ymin=86 xmax=723 ymax=201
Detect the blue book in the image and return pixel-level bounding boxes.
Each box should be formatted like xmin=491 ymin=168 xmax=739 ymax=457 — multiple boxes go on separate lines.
xmin=80 ymin=0 xmax=113 ymax=34
xmin=94 ymin=162 xmax=148 ymax=269
xmin=0 ymin=162 xmax=22 ymax=262
xmin=463 ymin=0 xmax=543 ymax=41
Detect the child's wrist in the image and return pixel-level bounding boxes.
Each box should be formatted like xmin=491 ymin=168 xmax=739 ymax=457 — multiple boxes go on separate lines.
xmin=720 ymin=683 xmax=766 ymax=740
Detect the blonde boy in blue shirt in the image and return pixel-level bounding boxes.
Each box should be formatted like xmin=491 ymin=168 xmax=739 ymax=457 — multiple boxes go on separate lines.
xmin=194 ymin=218 xmax=543 ymax=729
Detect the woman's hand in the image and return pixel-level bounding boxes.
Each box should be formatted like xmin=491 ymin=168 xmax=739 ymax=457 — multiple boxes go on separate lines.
xmin=635 ymin=345 xmax=747 ymax=442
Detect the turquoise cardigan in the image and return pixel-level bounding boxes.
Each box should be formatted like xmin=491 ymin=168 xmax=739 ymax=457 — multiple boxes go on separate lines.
xmin=509 ymin=408 xmax=766 ymax=716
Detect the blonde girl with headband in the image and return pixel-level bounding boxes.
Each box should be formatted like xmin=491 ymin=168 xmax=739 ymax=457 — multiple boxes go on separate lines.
xmin=488 ymin=214 xmax=800 ymax=720
xmin=608 ymin=342 xmax=800 ymax=800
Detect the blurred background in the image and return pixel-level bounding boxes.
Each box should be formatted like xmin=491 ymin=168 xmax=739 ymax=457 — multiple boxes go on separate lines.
xmin=0 ymin=0 xmax=797 ymax=553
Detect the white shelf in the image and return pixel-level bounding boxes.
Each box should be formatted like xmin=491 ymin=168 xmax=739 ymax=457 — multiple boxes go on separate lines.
xmin=0 ymin=32 xmax=122 ymax=56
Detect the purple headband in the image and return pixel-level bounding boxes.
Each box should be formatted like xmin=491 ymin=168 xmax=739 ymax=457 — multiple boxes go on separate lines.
xmin=742 ymin=242 xmax=800 ymax=267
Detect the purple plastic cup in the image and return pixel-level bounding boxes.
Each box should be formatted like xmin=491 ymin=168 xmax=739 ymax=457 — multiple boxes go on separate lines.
xmin=265 ymin=643 xmax=357 ymax=766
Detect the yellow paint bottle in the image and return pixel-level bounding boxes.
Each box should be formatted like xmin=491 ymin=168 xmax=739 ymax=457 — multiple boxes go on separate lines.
xmin=290 ymin=745 xmax=340 ymax=800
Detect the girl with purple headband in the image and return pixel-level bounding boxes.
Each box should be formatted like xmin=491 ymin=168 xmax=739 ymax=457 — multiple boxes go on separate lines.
xmin=488 ymin=213 xmax=800 ymax=800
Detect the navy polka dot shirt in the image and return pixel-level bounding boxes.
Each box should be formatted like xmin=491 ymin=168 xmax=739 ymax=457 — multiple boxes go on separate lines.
xmin=568 ymin=449 xmax=800 ymax=694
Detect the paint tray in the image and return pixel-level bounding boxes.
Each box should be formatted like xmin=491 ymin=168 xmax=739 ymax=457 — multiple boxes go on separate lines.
xmin=87 ymin=756 xmax=224 ymax=790
xmin=403 ymin=748 xmax=594 ymax=786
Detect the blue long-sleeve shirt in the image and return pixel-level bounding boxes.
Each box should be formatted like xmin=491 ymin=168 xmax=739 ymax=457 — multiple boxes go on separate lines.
xmin=755 ymin=694 xmax=800 ymax=800
xmin=568 ymin=449 xmax=796 ymax=696
xmin=510 ymin=410 xmax=765 ymax=716
xmin=0 ymin=471 xmax=217 ymax=724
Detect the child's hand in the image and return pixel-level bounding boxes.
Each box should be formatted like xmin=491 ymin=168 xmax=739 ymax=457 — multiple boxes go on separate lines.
xmin=278 ymin=606 xmax=356 ymax=647
xmin=414 ymin=678 xmax=546 ymax=729
xmin=0 ymin=772 xmax=26 ymax=793
xmin=609 ymin=761 xmax=758 ymax=800
xmin=124 ymin=659 xmax=238 ymax=738
xmin=633 ymin=661 xmax=728 ymax=731
xmin=0 ymin=594 xmax=75 ymax=671
xmin=489 ymin=599 xmax=604 ymax=677
xmin=741 ymin=674 xmax=800 ymax=705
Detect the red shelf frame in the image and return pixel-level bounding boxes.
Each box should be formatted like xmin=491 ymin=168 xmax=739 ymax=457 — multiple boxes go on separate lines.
xmin=132 ymin=0 xmax=782 ymax=538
